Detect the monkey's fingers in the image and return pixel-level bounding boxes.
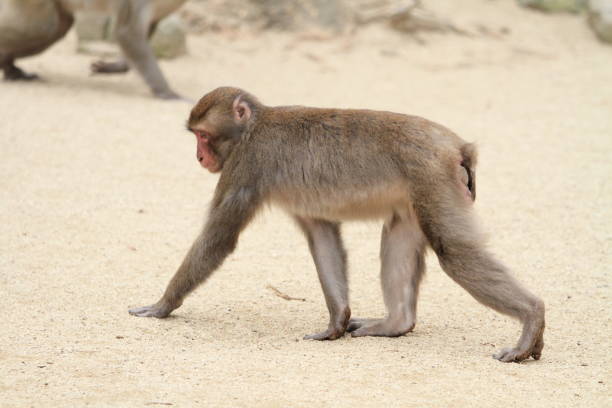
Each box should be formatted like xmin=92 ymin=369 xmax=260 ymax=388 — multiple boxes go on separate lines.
xmin=303 ymin=327 xmax=346 ymax=341
xmin=349 ymin=318 xmax=415 ymax=338
xmin=493 ymin=347 xmax=526 ymax=363
xmin=493 ymin=333 xmax=544 ymax=363
xmin=531 ymin=335 xmax=544 ymax=360
xmin=128 ymin=303 xmax=171 ymax=318
xmin=493 ymin=346 xmax=536 ymax=362
xmin=493 ymin=331 xmax=544 ymax=362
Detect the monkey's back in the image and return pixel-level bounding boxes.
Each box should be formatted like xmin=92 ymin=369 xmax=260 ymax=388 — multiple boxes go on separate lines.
xmin=256 ymin=106 xmax=470 ymax=221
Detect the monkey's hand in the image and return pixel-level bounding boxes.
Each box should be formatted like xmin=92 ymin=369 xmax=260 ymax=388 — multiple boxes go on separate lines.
xmin=128 ymin=301 xmax=175 ymax=318
xmin=304 ymin=308 xmax=351 ymax=340
xmin=304 ymin=327 xmax=347 ymax=341
xmin=493 ymin=328 xmax=544 ymax=362
xmin=493 ymin=334 xmax=544 ymax=363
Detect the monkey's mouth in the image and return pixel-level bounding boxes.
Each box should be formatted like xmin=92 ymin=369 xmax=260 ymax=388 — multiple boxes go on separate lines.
xmin=198 ymin=140 xmax=221 ymax=173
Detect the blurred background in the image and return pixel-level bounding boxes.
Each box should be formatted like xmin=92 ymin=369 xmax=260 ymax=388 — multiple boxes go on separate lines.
xmin=1 ymin=1 xmax=610 ymax=407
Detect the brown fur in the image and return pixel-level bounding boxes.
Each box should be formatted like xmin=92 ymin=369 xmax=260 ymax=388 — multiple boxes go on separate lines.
xmin=130 ymin=87 xmax=545 ymax=362
xmin=0 ymin=0 xmax=185 ymax=98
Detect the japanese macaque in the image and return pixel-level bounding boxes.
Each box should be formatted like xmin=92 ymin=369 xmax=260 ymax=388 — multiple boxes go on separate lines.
xmin=0 ymin=0 xmax=186 ymax=99
xmin=129 ymin=87 xmax=545 ymax=362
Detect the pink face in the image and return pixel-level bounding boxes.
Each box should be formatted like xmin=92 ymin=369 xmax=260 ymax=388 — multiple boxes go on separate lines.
xmin=193 ymin=130 xmax=221 ymax=173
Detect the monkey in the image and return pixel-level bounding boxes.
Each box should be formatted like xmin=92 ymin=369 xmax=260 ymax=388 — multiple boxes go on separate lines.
xmin=129 ymin=87 xmax=545 ymax=363
xmin=0 ymin=0 xmax=186 ymax=99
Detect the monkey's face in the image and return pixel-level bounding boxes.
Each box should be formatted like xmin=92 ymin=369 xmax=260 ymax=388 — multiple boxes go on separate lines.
xmin=193 ymin=129 xmax=222 ymax=173
xmin=187 ymin=88 xmax=255 ymax=173
xmin=189 ymin=108 xmax=246 ymax=173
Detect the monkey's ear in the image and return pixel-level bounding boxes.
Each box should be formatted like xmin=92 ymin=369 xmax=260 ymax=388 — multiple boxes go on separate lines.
xmin=232 ymin=95 xmax=252 ymax=123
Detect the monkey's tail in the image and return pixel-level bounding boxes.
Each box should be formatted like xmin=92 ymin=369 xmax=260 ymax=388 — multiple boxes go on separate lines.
xmin=460 ymin=143 xmax=477 ymax=201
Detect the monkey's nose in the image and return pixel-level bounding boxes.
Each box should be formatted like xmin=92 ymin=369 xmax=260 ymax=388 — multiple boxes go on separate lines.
xmin=198 ymin=157 xmax=203 ymax=162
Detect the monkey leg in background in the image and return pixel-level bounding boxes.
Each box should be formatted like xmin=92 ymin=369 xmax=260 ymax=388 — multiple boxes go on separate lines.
xmin=0 ymin=0 xmax=185 ymax=98
xmin=86 ymin=0 xmax=186 ymax=99
xmin=129 ymin=87 xmax=546 ymax=362
xmin=104 ymin=0 xmax=185 ymax=99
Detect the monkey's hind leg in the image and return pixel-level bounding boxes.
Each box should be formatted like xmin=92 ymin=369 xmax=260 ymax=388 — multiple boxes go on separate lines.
xmin=349 ymin=212 xmax=426 ymax=337
xmin=3 ymin=60 xmax=39 ymax=81
xmin=297 ymin=217 xmax=351 ymax=340
xmin=418 ymin=199 xmax=545 ymax=362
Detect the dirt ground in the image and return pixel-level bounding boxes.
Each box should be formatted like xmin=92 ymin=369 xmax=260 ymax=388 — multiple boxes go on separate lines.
xmin=1 ymin=1 xmax=610 ymax=407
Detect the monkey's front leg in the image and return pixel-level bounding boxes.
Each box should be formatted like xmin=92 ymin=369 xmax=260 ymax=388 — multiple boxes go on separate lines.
xmin=130 ymin=187 xmax=259 ymax=318
xmin=296 ymin=218 xmax=350 ymax=340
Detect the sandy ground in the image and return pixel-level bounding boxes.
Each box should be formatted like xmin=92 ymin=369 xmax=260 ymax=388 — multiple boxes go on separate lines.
xmin=1 ymin=1 xmax=611 ymax=407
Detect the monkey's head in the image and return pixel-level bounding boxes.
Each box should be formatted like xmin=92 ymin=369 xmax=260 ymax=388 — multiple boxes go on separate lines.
xmin=187 ymin=87 xmax=261 ymax=173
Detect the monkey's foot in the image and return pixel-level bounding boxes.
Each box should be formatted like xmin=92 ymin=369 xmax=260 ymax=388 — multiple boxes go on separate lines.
xmin=3 ymin=65 xmax=39 ymax=81
xmin=128 ymin=301 xmax=175 ymax=318
xmin=91 ymin=60 xmax=129 ymax=74
xmin=304 ymin=308 xmax=350 ymax=340
xmin=347 ymin=317 xmax=414 ymax=338
xmin=493 ymin=334 xmax=544 ymax=363
xmin=304 ymin=326 xmax=346 ymax=341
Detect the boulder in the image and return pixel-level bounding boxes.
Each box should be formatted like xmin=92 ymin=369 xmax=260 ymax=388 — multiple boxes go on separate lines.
xmin=588 ymin=0 xmax=612 ymax=43
xmin=74 ymin=11 xmax=111 ymax=42
xmin=251 ymin=0 xmax=352 ymax=32
xmin=150 ymin=15 xmax=187 ymax=59
xmin=75 ymin=13 xmax=187 ymax=59
xmin=518 ymin=0 xmax=587 ymax=13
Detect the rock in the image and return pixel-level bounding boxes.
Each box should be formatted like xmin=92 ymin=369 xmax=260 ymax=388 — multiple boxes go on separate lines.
xmin=182 ymin=0 xmax=352 ymax=33
xmin=517 ymin=0 xmax=588 ymax=13
xmin=74 ymin=11 xmax=115 ymax=56
xmin=75 ymin=13 xmax=187 ymax=59
xmin=252 ymin=0 xmax=352 ymax=32
xmin=74 ymin=11 xmax=112 ymax=42
xmin=588 ymin=0 xmax=612 ymax=43
xmin=151 ymin=15 xmax=187 ymax=59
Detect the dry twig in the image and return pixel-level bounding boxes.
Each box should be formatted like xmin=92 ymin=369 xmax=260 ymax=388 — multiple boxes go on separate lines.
xmin=266 ymin=285 xmax=306 ymax=302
